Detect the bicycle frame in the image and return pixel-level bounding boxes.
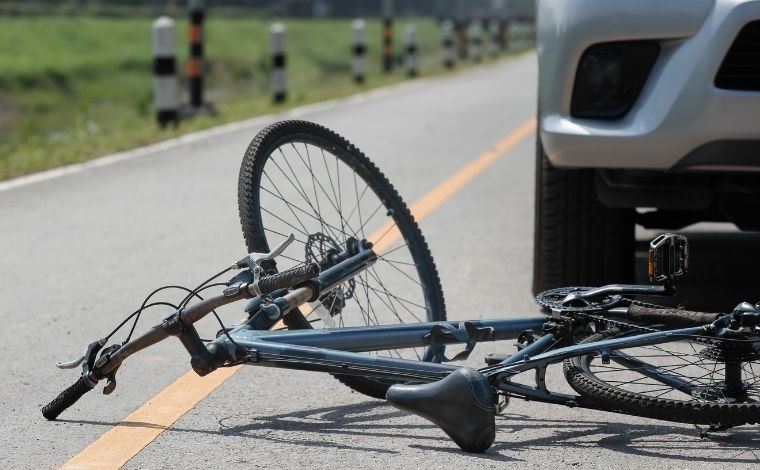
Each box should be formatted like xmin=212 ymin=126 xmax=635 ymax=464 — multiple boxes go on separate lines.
xmin=139 ymin=240 xmax=720 ymax=409
xmin=88 ymin=238 xmax=724 ymax=413
xmin=215 ymin=318 xmax=712 ymax=407
xmin=193 ymin=274 xmax=720 ymax=415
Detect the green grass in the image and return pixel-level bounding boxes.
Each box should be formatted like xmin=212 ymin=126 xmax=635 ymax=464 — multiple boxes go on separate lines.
xmin=0 ymin=15 xmax=533 ymax=180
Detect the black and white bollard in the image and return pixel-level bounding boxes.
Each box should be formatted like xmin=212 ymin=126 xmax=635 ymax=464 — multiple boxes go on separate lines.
xmin=351 ymin=19 xmax=368 ymax=84
xmin=499 ymin=19 xmax=510 ymax=51
xmin=382 ymin=0 xmax=394 ymax=73
xmin=152 ymin=16 xmax=178 ymax=128
xmin=488 ymin=19 xmax=500 ymax=57
xmin=441 ymin=19 xmax=456 ymax=69
xmin=455 ymin=20 xmax=468 ymax=60
xmin=271 ymin=23 xmax=287 ymax=103
xmin=469 ymin=19 xmax=483 ymax=62
xmin=187 ymin=0 xmax=205 ymax=109
xmin=404 ymin=24 xmax=418 ymax=78
xmin=382 ymin=17 xmax=394 ymax=73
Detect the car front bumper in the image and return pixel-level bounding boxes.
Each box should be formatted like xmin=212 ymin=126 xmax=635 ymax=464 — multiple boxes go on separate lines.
xmin=538 ymin=0 xmax=760 ymax=171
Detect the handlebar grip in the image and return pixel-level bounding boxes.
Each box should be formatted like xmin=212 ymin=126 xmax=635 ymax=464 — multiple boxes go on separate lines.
xmin=42 ymin=375 xmax=95 ymax=420
xmin=258 ymin=263 xmax=320 ymax=296
xmin=627 ymin=304 xmax=723 ymax=327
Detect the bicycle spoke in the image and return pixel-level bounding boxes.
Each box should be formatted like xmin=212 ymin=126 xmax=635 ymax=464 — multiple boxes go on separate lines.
xmin=374 ymin=256 xmax=423 ymax=288
xmin=379 ymin=242 xmax=411 ymax=258
xmin=377 ymin=254 xmax=419 ymax=268
xmin=290 ymin=144 xmax=359 ymax=238
xmin=355 ymin=201 xmax=386 ymax=239
xmin=267 ymin=153 xmax=348 ymax=243
xmin=367 ymin=266 xmax=425 ymax=323
xmin=354 ymin=277 xmax=427 ymax=311
xmin=260 ymin=185 xmax=348 ymax=243
xmin=302 ymin=143 xmax=327 ymax=237
xmin=347 ymin=174 xmax=370 ymax=234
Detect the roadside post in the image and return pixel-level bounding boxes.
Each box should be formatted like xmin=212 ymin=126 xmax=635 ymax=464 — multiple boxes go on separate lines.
xmin=271 ymin=23 xmax=287 ymax=103
xmin=404 ymin=24 xmax=418 ymax=77
xmin=499 ymin=19 xmax=510 ymax=51
xmin=441 ymin=19 xmax=456 ymax=69
xmin=152 ymin=16 xmax=179 ymax=128
xmin=187 ymin=0 xmax=205 ymax=110
xmin=469 ymin=19 xmax=483 ymax=62
xmin=488 ymin=19 xmax=500 ymax=57
xmin=382 ymin=18 xmax=394 ymax=72
xmin=456 ymin=20 xmax=468 ymax=60
xmin=382 ymin=0 xmax=394 ymax=73
xmin=351 ymin=19 xmax=368 ymax=84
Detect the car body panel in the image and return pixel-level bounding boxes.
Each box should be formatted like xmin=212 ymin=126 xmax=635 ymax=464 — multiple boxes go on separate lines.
xmin=538 ymin=0 xmax=760 ymax=170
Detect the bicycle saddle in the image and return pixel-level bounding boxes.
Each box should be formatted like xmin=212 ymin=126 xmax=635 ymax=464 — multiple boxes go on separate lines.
xmin=385 ymin=367 xmax=496 ymax=453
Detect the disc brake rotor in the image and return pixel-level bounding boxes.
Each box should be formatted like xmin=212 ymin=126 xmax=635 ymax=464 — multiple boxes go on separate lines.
xmin=305 ymin=232 xmax=355 ymax=318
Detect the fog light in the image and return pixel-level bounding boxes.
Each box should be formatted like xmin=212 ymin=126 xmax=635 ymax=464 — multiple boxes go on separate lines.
xmin=571 ymin=41 xmax=660 ymax=119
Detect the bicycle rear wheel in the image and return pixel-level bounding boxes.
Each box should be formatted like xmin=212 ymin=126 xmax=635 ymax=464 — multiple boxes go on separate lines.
xmin=238 ymin=120 xmax=446 ymax=399
xmin=564 ymin=328 xmax=760 ymax=426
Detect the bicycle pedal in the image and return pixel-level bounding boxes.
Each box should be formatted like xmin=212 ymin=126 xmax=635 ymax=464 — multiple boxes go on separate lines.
xmin=484 ymin=353 xmax=509 ymax=366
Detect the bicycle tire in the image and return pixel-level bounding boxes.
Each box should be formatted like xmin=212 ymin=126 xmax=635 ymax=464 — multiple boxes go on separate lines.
xmin=564 ymin=328 xmax=760 ymax=426
xmin=238 ymin=120 xmax=446 ymax=399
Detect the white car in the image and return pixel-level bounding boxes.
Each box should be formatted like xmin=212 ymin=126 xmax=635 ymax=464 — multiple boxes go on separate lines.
xmin=533 ymin=0 xmax=760 ymax=294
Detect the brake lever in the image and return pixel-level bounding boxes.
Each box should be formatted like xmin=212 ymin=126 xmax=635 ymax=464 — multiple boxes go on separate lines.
xmin=234 ymin=233 xmax=295 ymax=270
xmin=56 ymin=353 xmax=86 ymax=370
xmin=56 ymin=338 xmax=106 ymax=370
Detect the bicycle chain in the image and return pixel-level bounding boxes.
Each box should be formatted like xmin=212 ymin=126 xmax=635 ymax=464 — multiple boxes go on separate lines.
xmin=536 ymin=288 xmax=710 ymax=335
xmin=572 ymin=309 xmax=658 ymax=334
xmin=535 ymin=289 xmax=759 ymax=349
xmin=572 ymin=298 xmax=731 ymax=347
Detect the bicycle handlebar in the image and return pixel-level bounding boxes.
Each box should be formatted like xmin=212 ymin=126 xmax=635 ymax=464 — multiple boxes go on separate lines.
xmin=42 ymin=263 xmax=321 ymax=419
xmin=256 ymin=263 xmax=320 ymax=296
xmin=42 ymin=374 xmax=96 ymax=420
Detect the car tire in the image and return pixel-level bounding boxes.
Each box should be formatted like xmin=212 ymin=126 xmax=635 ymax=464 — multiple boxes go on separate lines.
xmin=532 ymin=137 xmax=635 ymax=295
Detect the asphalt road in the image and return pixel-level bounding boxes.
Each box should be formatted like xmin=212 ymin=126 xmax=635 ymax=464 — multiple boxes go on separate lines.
xmin=1 ymin=53 xmax=758 ymax=469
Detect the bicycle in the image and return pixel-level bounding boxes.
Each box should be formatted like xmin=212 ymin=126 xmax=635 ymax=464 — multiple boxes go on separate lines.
xmin=43 ymin=121 xmax=760 ymax=454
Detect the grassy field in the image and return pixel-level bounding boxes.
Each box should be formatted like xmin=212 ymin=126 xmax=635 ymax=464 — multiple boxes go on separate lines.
xmin=0 ymin=15 xmax=532 ymax=180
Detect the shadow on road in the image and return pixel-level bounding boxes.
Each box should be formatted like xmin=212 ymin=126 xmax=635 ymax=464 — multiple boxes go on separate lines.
xmin=635 ymin=230 xmax=760 ymax=311
xmin=59 ymin=400 xmax=760 ymax=462
xmin=493 ymin=413 xmax=760 ymax=464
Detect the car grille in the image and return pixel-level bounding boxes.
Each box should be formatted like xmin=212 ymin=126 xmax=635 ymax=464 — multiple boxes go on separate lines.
xmin=715 ymin=20 xmax=760 ymax=91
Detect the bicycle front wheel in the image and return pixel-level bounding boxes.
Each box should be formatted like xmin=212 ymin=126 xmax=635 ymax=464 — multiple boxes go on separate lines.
xmin=564 ymin=328 xmax=760 ymax=426
xmin=237 ymin=120 xmax=446 ymax=399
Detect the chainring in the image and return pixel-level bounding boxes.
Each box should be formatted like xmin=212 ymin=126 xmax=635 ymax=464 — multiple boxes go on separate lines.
xmin=536 ymin=286 xmax=623 ymax=313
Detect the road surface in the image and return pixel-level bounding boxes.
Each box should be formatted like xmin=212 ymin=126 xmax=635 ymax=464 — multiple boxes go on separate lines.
xmin=1 ymin=53 xmax=758 ymax=469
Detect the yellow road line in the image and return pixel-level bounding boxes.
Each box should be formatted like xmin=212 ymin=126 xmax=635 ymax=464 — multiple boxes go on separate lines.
xmin=60 ymin=117 xmax=536 ymax=470
xmin=60 ymin=367 xmax=240 ymax=470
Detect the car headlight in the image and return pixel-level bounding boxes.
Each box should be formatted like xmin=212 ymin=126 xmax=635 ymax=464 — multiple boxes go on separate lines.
xmin=571 ymin=41 xmax=660 ymax=120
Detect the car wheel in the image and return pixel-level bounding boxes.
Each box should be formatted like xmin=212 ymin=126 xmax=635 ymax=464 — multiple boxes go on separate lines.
xmin=532 ymin=137 xmax=635 ymax=295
